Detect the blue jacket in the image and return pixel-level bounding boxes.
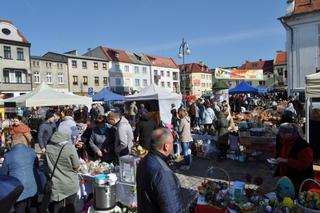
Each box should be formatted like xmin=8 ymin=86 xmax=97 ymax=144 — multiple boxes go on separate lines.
xmin=38 ymin=121 xmax=54 ymax=149
xmin=0 ymin=144 xmax=37 ymax=201
xmin=136 ymin=150 xmax=183 ymax=213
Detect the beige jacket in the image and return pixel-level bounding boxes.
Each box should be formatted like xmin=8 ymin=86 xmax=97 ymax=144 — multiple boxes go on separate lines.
xmin=178 ymin=116 xmax=193 ymax=143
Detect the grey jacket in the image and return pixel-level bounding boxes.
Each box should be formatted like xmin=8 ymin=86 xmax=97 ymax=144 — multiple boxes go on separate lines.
xmin=115 ymin=116 xmax=133 ymax=154
xmin=178 ymin=116 xmax=193 ymax=143
xmin=38 ymin=121 xmax=54 ymax=149
xmin=44 ymin=131 xmax=80 ymax=201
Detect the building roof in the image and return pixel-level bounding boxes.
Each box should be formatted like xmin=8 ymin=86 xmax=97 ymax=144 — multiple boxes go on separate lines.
xmin=0 ymin=18 xmax=28 ymax=43
xmin=43 ymin=51 xmax=109 ymax=62
xmin=125 ymin=51 xmax=150 ymax=65
xmin=31 ymin=56 xmax=67 ymax=63
xmin=282 ymin=0 xmax=320 ymax=19
xmin=145 ymin=55 xmax=178 ymax=68
xmin=239 ymin=59 xmax=274 ymax=74
xmin=178 ymin=63 xmax=210 ymax=74
xmin=102 ymin=47 xmax=132 ymax=63
xmin=274 ymin=51 xmax=287 ymax=65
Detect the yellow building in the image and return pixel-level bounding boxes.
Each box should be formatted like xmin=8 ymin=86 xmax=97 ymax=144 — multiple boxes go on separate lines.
xmin=179 ymin=62 xmax=212 ymax=97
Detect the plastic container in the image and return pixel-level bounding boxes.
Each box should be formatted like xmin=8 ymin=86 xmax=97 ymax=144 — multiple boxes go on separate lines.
xmin=119 ymin=155 xmax=140 ymax=184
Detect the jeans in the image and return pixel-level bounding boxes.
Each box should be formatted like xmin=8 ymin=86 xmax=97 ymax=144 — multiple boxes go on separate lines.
xmin=181 ymin=142 xmax=192 ymax=166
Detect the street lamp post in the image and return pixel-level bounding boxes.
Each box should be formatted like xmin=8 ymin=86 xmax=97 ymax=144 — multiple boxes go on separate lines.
xmin=178 ymin=38 xmax=191 ymax=99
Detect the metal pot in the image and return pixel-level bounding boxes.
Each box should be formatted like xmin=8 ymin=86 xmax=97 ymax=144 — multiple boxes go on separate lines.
xmin=93 ymin=181 xmax=117 ymax=210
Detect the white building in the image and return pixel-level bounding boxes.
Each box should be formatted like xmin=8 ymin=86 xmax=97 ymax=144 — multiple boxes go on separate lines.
xmin=85 ymin=46 xmax=151 ymax=94
xmin=0 ymin=19 xmax=32 ymax=98
xmin=43 ymin=50 xmax=110 ymax=95
xmin=280 ymin=0 xmax=320 ymax=95
xmin=146 ymin=55 xmax=180 ymax=93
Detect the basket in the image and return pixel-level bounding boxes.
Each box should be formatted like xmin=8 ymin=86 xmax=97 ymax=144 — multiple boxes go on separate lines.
xmin=296 ymin=179 xmax=320 ymax=213
xmin=204 ymin=166 xmax=231 ymax=187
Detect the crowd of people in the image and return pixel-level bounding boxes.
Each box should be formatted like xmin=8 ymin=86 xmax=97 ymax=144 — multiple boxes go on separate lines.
xmin=0 ymin=91 xmax=319 ymax=212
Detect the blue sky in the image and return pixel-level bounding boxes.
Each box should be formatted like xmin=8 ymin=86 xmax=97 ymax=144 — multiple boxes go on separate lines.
xmin=1 ymin=0 xmax=286 ymax=68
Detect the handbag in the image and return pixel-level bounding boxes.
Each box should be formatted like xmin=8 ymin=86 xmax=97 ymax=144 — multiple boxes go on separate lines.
xmin=39 ymin=144 xmax=67 ymax=213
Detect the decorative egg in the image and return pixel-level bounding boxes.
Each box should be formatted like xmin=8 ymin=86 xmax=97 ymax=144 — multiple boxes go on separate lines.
xmin=264 ymin=205 xmax=272 ymax=213
xmin=275 ymin=177 xmax=295 ymax=200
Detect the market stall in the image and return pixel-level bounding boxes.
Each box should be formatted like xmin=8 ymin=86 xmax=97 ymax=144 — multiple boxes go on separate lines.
xmin=0 ymin=82 xmax=92 ymax=107
xmin=229 ymin=82 xmax=263 ymax=94
xmin=125 ymin=84 xmax=182 ymax=124
xmin=305 ymin=72 xmax=320 ymax=142
xmin=92 ymin=88 xmax=124 ymax=102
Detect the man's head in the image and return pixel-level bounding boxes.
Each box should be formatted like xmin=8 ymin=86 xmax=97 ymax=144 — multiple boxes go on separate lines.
xmin=45 ymin=110 xmax=55 ymax=123
xmin=150 ymin=128 xmax=173 ymax=156
xmin=106 ymin=112 xmax=121 ymax=126
xmin=64 ymin=109 xmax=74 ymax=117
xmin=278 ymin=122 xmax=299 ymax=142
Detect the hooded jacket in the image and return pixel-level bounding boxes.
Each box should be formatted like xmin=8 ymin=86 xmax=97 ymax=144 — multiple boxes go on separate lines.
xmin=115 ymin=116 xmax=134 ymax=154
xmin=178 ymin=116 xmax=193 ymax=143
xmin=44 ymin=130 xmax=80 ymax=201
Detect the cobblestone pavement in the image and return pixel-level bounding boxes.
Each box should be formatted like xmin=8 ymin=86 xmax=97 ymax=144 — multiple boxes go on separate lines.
xmin=172 ymin=156 xmax=279 ymax=210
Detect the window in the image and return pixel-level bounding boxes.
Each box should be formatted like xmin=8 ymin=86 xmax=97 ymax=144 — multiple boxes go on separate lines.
xmin=201 ymin=74 xmax=205 ymax=79
xmin=134 ymin=66 xmax=139 ymax=74
xmin=34 ymin=72 xmax=40 ymax=84
xmin=73 ymin=76 xmax=78 ymax=85
xmin=173 ymin=72 xmax=178 ymax=80
xmin=46 ymin=62 xmax=52 ymax=68
xmin=102 ymin=63 xmax=107 ymax=70
xmin=160 ymin=70 xmax=164 ymax=77
xmin=259 ymin=81 xmax=265 ymax=86
xmin=82 ymin=61 xmax=87 ymax=69
xmin=142 ymin=67 xmax=147 ymax=74
xmin=166 ymin=71 xmax=170 ymax=77
xmin=4 ymin=46 xmax=11 ymax=59
xmin=115 ymin=64 xmax=120 ymax=71
xmin=206 ymin=75 xmax=209 ymax=79
xmin=15 ymin=71 xmax=22 ymax=83
xmin=103 ymin=77 xmax=108 ymax=86
xmin=167 ymin=82 xmax=171 ymax=88
xmin=58 ymin=73 xmax=64 ymax=84
xmin=135 ymin=79 xmax=140 ymax=87
xmin=154 ymin=70 xmax=158 ymax=75
xmin=284 ymin=70 xmax=288 ymax=78
xmin=252 ymin=63 xmax=258 ymax=67
xmin=143 ymin=79 xmax=147 ymax=86
xmin=125 ymin=78 xmax=131 ymax=86
xmin=94 ymin=62 xmax=98 ymax=69
xmin=33 ymin=61 xmax=36 ymax=67
xmin=37 ymin=61 xmax=39 ymax=66
xmin=201 ymin=83 xmax=205 ymax=87
xmin=17 ymin=48 xmax=24 ymax=60
xmin=72 ymin=60 xmax=77 ymax=68
xmin=161 ymin=82 xmax=165 ymax=87
xmin=116 ymin=78 xmax=121 ymax=86
xmin=94 ymin=76 xmax=99 ymax=85
xmin=125 ymin=65 xmax=129 ymax=72
xmin=83 ymin=76 xmax=88 ymax=85
xmin=3 ymin=70 xmax=9 ymax=83
xmin=46 ymin=72 xmax=52 ymax=84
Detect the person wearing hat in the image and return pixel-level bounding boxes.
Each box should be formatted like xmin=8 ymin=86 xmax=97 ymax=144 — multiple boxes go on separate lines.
xmin=38 ymin=110 xmax=56 ymax=153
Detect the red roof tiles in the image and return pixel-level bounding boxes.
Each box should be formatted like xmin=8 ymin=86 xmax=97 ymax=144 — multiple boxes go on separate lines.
xmin=274 ymin=51 xmax=287 ymax=65
xmin=293 ymin=0 xmax=320 ymax=15
xmin=102 ymin=47 xmax=132 ymax=63
xmin=239 ymin=59 xmax=274 ymax=74
xmin=146 ymin=55 xmax=178 ymax=68
xmin=178 ymin=63 xmax=210 ymax=73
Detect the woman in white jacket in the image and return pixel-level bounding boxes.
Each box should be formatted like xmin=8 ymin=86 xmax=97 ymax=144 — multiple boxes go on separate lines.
xmin=202 ymin=104 xmax=216 ymax=132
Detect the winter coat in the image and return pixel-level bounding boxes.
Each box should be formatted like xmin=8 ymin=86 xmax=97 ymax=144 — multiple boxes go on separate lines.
xmin=203 ymin=107 xmax=216 ymax=125
xmin=44 ymin=131 xmax=80 ymax=201
xmin=137 ymin=150 xmax=183 ymax=213
xmin=178 ymin=116 xmax=193 ymax=143
xmin=134 ymin=114 xmax=158 ymax=149
xmin=0 ymin=144 xmax=37 ymax=202
xmin=115 ymin=116 xmax=134 ymax=154
xmin=38 ymin=121 xmax=54 ymax=149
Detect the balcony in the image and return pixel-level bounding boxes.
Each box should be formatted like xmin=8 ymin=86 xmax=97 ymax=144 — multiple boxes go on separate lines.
xmin=0 ymin=82 xmax=32 ymax=91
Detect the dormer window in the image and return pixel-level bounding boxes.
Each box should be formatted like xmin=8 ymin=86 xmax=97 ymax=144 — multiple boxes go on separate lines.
xmin=115 ymin=53 xmax=119 ymax=58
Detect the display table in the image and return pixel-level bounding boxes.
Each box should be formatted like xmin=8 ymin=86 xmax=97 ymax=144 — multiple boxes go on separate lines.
xmin=239 ymin=136 xmax=276 ymax=158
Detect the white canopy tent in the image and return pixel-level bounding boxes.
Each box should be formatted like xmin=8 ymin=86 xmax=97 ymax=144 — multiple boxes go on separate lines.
xmin=125 ymin=84 xmax=182 ymax=124
xmin=0 ymin=82 xmax=92 ymax=107
xmin=305 ymin=72 xmax=320 ymax=142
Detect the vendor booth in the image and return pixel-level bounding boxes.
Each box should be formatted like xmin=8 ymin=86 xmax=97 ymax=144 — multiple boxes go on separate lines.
xmin=92 ymin=88 xmax=124 ymax=102
xmin=229 ymin=82 xmax=266 ymax=94
xmin=305 ymin=72 xmax=320 ymax=142
xmin=125 ymin=84 xmax=182 ymax=124
xmin=0 ymin=82 xmax=92 ymax=107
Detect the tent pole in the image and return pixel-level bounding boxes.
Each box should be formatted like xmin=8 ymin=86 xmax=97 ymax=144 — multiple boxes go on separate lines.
xmin=306 ymin=97 xmax=310 ymax=143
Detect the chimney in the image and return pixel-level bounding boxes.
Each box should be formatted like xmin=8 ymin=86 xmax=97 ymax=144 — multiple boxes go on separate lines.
xmin=259 ymin=59 xmax=262 ymax=61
